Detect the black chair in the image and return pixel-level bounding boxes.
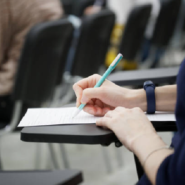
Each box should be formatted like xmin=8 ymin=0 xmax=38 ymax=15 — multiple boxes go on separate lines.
xmin=0 ymin=19 xmax=82 ymax=185
xmin=119 ymin=4 xmax=152 ymax=62
xmin=145 ymin=0 xmax=182 ymax=68
xmin=152 ymin=0 xmax=182 ymax=48
xmin=74 ymin=0 xmax=95 ymax=17
xmin=107 ymin=0 xmax=182 ymax=87
xmin=74 ymin=0 xmax=107 ymax=17
xmin=61 ymin=0 xmax=74 ymax=15
xmin=0 ymin=170 xmax=82 ymax=185
xmin=70 ymin=9 xmax=115 ymax=77
xmin=2 ymin=18 xmax=74 ymax=133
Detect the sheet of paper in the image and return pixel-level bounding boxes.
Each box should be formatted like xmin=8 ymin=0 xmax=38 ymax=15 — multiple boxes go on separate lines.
xmin=18 ymin=107 xmax=99 ymax=127
xmin=18 ymin=107 xmax=176 ymax=127
xmin=147 ymin=112 xmax=175 ymax=122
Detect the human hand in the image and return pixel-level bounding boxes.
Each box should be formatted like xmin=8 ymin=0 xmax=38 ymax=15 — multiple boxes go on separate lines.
xmin=73 ymin=74 xmax=147 ymax=116
xmin=96 ymin=107 xmax=158 ymax=152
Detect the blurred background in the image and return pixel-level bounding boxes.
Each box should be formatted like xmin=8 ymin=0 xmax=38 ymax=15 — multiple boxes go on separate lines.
xmin=0 ymin=0 xmax=183 ymax=184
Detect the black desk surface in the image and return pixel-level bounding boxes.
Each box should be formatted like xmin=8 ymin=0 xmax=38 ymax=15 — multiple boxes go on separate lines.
xmin=108 ymin=67 xmax=179 ymax=86
xmin=0 ymin=170 xmax=82 ymax=185
xmin=21 ymin=121 xmax=177 ymax=146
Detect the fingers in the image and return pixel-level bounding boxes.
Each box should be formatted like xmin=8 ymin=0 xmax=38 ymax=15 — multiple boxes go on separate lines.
xmin=115 ymin=106 xmax=126 ymax=112
xmin=84 ymin=105 xmax=111 ymax=116
xmin=73 ymin=85 xmax=83 ymax=107
xmin=104 ymin=110 xmax=114 ymax=118
xmin=81 ymin=88 xmax=105 ymax=104
xmin=96 ymin=117 xmax=111 ymax=128
xmin=73 ymin=74 xmax=101 ymax=107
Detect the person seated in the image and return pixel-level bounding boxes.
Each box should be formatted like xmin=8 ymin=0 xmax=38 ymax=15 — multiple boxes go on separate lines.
xmin=73 ymin=58 xmax=185 ymax=184
xmin=0 ymin=0 xmax=63 ymax=122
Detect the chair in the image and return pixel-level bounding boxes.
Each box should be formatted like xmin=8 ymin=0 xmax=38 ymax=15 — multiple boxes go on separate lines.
xmin=58 ymin=9 xmax=115 ymax=106
xmin=74 ymin=0 xmax=95 ymax=17
xmin=144 ymin=0 xmax=182 ymax=68
xmin=70 ymin=9 xmax=115 ymax=77
xmin=119 ymin=4 xmax=152 ymax=62
xmin=61 ymin=0 xmax=74 ymax=15
xmin=152 ymin=0 xmax=182 ymax=48
xmin=0 ymin=170 xmax=82 ymax=185
xmin=4 ymin=18 xmax=73 ymax=133
xmin=0 ymin=19 xmax=82 ymax=185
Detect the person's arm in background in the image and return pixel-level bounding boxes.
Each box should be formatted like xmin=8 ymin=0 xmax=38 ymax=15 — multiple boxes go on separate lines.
xmin=73 ymin=74 xmax=177 ymax=116
xmin=0 ymin=0 xmax=63 ymax=96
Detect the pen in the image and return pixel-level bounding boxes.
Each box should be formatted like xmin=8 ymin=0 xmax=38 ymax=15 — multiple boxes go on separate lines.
xmin=72 ymin=53 xmax=123 ymax=118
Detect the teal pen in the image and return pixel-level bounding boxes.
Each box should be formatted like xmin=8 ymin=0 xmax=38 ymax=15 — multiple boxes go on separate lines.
xmin=72 ymin=53 xmax=123 ymax=118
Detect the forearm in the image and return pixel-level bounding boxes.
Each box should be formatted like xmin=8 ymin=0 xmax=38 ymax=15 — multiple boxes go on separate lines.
xmin=155 ymin=85 xmax=177 ymax=112
xmin=126 ymin=85 xmax=177 ymax=112
xmin=132 ymin=134 xmax=174 ymax=185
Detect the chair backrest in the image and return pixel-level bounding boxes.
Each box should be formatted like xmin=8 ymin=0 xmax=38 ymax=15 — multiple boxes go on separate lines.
xmin=152 ymin=0 xmax=182 ymax=47
xmin=61 ymin=0 xmax=74 ymax=15
xmin=12 ymin=19 xmax=74 ymax=104
xmin=74 ymin=0 xmax=95 ymax=16
xmin=71 ymin=9 xmax=115 ymax=77
xmin=119 ymin=4 xmax=152 ymax=61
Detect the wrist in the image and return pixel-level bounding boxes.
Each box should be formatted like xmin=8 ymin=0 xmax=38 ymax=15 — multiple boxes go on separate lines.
xmin=155 ymin=85 xmax=177 ymax=111
xmin=124 ymin=89 xmax=147 ymax=111
xmin=131 ymin=133 xmax=166 ymax=165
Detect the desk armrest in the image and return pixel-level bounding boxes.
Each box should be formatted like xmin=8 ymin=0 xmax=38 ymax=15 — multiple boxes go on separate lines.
xmin=108 ymin=67 xmax=179 ymax=86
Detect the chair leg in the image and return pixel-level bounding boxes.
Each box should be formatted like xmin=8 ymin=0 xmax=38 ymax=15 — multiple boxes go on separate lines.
xmin=58 ymin=88 xmax=75 ymax=106
xmin=0 ymin=152 xmax=3 ymax=170
xmin=35 ymin=143 xmax=42 ymax=169
xmin=0 ymin=139 xmax=3 ymax=170
xmin=60 ymin=144 xmax=70 ymax=168
xmin=101 ymin=147 xmax=112 ymax=173
xmin=115 ymin=149 xmax=123 ymax=168
xmin=134 ymin=154 xmax=144 ymax=179
xmin=48 ymin=143 xmax=60 ymax=169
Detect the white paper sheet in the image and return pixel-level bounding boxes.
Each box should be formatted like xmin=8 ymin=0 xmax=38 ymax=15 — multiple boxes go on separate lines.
xmin=18 ymin=107 xmax=176 ymax=127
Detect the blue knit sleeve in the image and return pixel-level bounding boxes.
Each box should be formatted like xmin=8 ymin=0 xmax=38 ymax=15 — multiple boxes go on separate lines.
xmin=156 ymin=131 xmax=185 ymax=185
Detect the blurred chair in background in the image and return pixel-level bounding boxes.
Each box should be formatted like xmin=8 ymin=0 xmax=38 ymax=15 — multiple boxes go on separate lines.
xmin=0 ymin=0 xmax=63 ymax=124
xmin=0 ymin=17 xmax=82 ymax=185
xmin=83 ymin=0 xmax=107 ymax=16
xmin=119 ymin=4 xmax=152 ymax=70
xmin=56 ymin=9 xmax=115 ymax=107
xmin=0 ymin=18 xmax=74 ymax=170
xmin=70 ymin=9 xmax=115 ymax=77
xmin=141 ymin=0 xmax=182 ymax=68
xmin=62 ymin=0 xmax=107 ymax=17
xmin=0 ymin=170 xmax=82 ymax=185
xmin=61 ymin=0 xmax=74 ymax=15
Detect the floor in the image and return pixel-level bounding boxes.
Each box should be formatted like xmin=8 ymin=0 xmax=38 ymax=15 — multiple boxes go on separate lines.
xmin=0 ymin=131 xmax=172 ymax=185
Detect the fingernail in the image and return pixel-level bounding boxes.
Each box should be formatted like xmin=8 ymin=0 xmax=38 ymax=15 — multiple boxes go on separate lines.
xmin=81 ymin=96 xmax=88 ymax=104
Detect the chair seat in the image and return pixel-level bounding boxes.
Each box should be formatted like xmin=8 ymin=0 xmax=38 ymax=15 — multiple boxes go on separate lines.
xmin=0 ymin=170 xmax=82 ymax=185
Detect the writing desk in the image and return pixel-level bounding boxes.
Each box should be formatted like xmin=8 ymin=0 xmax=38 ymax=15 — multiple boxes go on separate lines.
xmin=21 ymin=121 xmax=177 ymax=146
xmin=108 ymin=67 xmax=178 ymax=86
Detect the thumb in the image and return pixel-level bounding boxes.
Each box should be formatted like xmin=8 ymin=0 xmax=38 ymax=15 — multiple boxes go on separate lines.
xmin=81 ymin=88 xmax=104 ymax=104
